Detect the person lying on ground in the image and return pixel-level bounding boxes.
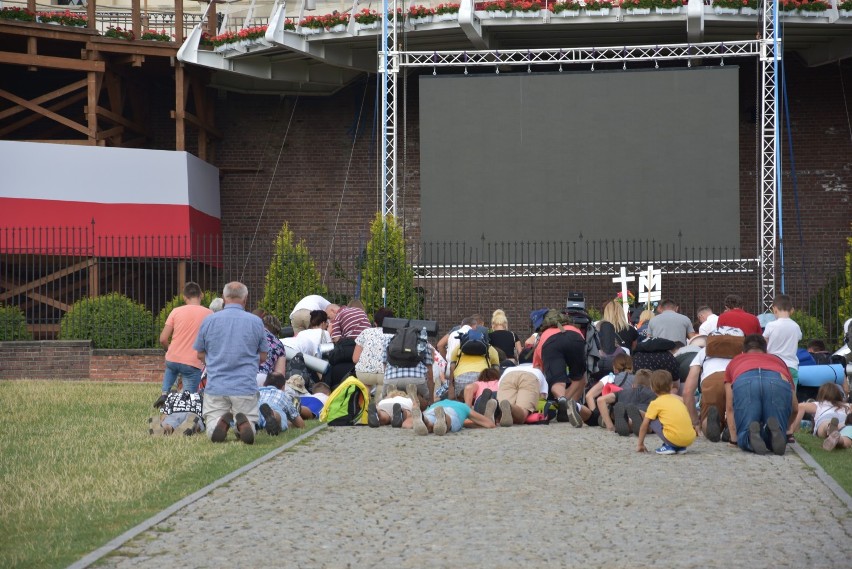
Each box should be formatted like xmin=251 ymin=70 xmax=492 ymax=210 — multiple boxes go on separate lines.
xmin=367 ymin=389 xmax=415 ymax=428
xmin=404 ymin=398 xmax=496 ymax=435
xmin=495 ymin=364 xmax=549 ymax=426
xmin=148 ymin=390 xmax=204 ymax=436
xmin=258 ymin=372 xmax=305 ymax=436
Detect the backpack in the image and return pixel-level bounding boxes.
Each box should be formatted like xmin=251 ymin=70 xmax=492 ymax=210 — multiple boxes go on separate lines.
xmin=319 ymin=377 xmax=370 ymax=426
xmin=285 ymin=353 xmax=316 ymax=390
xmin=562 ymin=307 xmax=602 ymax=378
xmin=387 ymin=326 xmax=422 ymax=367
xmin=459 ymin=328 xmax=489 ymax=356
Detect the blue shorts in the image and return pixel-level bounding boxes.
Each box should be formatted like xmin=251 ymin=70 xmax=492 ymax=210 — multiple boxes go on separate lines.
xmin=424 ymin=407 xmax=463 ymax=432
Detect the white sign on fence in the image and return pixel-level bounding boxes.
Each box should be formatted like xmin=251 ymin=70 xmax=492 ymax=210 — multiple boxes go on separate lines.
xmin=637 ymin=264 xmax=662 ymax=306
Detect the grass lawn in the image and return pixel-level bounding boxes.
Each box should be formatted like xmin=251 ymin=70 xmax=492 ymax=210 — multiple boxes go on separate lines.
xmin=795 ymin=431 xmax=852 ymax=497
xmin=0 ymin=380 xmax=321 ymax=569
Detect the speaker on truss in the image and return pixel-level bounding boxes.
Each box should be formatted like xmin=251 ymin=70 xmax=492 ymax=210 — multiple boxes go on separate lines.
xmin=382 ymin=317 xmax=439 ymax=337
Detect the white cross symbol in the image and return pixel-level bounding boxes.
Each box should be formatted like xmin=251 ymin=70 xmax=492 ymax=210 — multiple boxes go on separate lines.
xmin=612 ymin=267 xmax=635 ymax=322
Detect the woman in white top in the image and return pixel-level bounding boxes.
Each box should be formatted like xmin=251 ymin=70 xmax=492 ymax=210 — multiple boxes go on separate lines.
xmin=294 ymin=310 xmax=332 ymax=359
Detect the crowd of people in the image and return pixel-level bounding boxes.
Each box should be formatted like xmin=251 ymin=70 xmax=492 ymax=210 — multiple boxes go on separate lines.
xmin=150 ymin=282 xmax=852 ymax=456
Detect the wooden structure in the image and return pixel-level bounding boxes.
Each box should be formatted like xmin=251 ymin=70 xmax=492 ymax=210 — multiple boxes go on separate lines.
xmin=0 ymin=0 xmax=219 ymax=160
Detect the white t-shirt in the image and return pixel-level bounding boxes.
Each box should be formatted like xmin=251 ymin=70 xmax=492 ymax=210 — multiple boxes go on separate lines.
xmin=377 ymin=395 xmax=413 ymax=417
xmin=698 ymin=314 xmax=719 ymax=336
xmin=690 ymin=348 xmax=732 ymax=382
xmin=293 ymin=328 xmax=332 ymax=358
xmin=764 ymin=317 xmax=802 ymax=369
xmin=289 ymin=295 xmax=330 ymax=320
xmin=446 ymin=325 xmax=471 ymax=363
xmin=499 ymin=364 xmax=548 ymax=396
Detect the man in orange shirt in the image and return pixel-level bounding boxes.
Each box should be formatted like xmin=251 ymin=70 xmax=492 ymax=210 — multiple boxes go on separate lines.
xmin=159 ymin=282 xmax=212 ymax=395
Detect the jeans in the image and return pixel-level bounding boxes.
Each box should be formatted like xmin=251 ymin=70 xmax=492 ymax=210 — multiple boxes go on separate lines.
xmin=162 ymin=361 xmax=203 ymax=394
xmin=732 ymin=370 xmax=793 ymax=452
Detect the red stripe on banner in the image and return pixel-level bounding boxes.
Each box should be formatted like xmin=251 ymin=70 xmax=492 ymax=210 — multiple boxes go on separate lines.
xmin=0 ymin=198 xmax=221 ymax=259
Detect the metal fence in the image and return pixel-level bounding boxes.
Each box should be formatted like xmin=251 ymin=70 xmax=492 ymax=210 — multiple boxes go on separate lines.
xmin=0 ymin=226 xmax=848 ymax=348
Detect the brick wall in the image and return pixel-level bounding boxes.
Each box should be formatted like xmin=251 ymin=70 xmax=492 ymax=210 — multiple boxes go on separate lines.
xmin=89 ymin=350 xmax=164 ymax=383
xmin=0 ymin=342 xmax=163 ymax=382
xmin=0 ymin=341 xmax=91 ymax=380
xmin=211 ymin=58 xmax=852 ymax=335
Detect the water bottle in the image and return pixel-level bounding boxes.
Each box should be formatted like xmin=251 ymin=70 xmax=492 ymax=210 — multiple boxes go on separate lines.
xmin=418 ymin=327 xmax=429 ymax=357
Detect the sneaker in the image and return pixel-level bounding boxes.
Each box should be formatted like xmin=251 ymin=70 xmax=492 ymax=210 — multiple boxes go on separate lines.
xmin=433 ymin=406 xmax=448 ymax=436
xmin=260 ymin=403 xmax=281 ymax=436
xmin=412 ymin=405 xmax=428 ymax=436
xmin=705 ymin=406 xmax=721 ymax=442
xmin=367 ymin=402 xmax=380 ymax=428
xmin=823 ymin=430 xmax=842 ymax=451
xmin=499 ymin=399 xmax=513 ymax=427
xmin=766 ymin=416 xmax=786 ymax=456
xmin=748 ymin=421 xmax=768 ymax=455
xmin=541 ymin=400 xmax=557 ymax=423
xmin=211 ymin=412 xmax=233 ymax=443
xmin=177 ymin=413 xmax=201 ymax=436
xmin=826 ymin=417 xmax=840 ymax=437
xmin=566 ymin=399 xmax=582 ymax=428
xmin=675 ymin=446 xmax=688 ymax=455
xmin=147 ymin=416 xmax=165 ymax=436
xmin=556 ymin=397 xmax=570 ymax=423
xmin=291 ymin=396 xmax=301 ymax=413
xmin=391 ymin=403 xmax=403 ymax=428
xmin=473 ymin=389 xmax=492 ymax=415
xmin=613 ymin=402 xmax=629 ymax=436
xmin=234 ymin=412 xmax=255 ymax=445
xmin=484 ymin=399 xmax=498 ymax=424
xmin=153 ymin=393 xmax=169 ymax=409
xmin=626 ymin=405 xmax=644 ymax=437
xmin=721 ymin=426 xmax=731 ymax=443
xmin=655 ymin=443 xmax=677 ymax=455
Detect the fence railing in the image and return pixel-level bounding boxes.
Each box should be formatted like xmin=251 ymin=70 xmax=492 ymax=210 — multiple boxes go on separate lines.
xmin=1 ymin=227 xmax=847 ymax=349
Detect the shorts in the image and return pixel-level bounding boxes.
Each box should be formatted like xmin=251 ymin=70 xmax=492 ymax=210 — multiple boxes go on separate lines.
xmin=699 ymin=372 xmax=726 ymax=424
xmin=540 ymin=331 xmax=586 ymax=387
xmin=424 ymin=406 xmax=463 ymax=432
xmin=453 ymin=372 xmax=480 ymax=399
xmin=497 ymin=371 xmax=540 ymax=413
xmin=383 ymin=377 xmax=430 ymax=400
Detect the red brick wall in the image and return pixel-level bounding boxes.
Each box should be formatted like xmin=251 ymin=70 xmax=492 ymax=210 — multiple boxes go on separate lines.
xmin=0 ymin=341 xmax=91 ymax=380
xmin=0 ymin=342 xmax=163 ymax=382
xmin=210 ymin=58 xmax=852 ymax=335
xmin=89 ymin=350 xmax=164 ymax=383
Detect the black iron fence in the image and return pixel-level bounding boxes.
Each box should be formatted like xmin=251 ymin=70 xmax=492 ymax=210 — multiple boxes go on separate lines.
xmin=0 ymin=226 xmax=848 ymax=348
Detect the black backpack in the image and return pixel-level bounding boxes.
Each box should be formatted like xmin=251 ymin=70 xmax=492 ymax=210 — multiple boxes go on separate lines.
xmin=285 ymin=353 xmax=316 ymax=390
xmin=459 ymin=328 xmax=490 ymax=357
xmin=387 ymin=326 xmax=422 ymax=367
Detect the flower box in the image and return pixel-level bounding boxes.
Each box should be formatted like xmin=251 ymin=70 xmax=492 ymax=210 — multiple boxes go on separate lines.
xmin=740 ymin=7 xmax=758 ymax=15
xmin=655 ymin=6 xmax=679 ymax=14
xmin=841 ymin=10 xmax=852 ymax=18
xmin=516 ymin=10 xmax=542 ymax=17
xmin=550 ymin=9 xmax=580 ymax=17
xmin=625 ymin=7 xmax=651 ymax=15
xmin=798 ymin=10 xmax=827 ymax=17
xmin=410 ymin=15 xmax=433 ymax=25
xmin=357 ymin=21 xmax=380 ymax=30
xmin=327 ymin=23 xmax=347 ymax=32
xmin=713 ymin=7 xmax=738 ymax=15
xmin=489 ymin=10 xmax=515 ymax=17
xmin=300 ymin=27 xmax=322 ymax=35
xmin=435 ymin=12 xmax=459 ymax=21
xmin=585 ymin=8 xmax=611 ymax=16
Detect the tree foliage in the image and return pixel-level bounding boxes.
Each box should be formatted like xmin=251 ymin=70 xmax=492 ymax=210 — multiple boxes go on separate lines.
xmin=0 ymin=305 xmax=32 ymax=341
xmin=792 ymin=310 xmax=828 ymax=348
xmin=839 ymin=233 xmax=852 ymax=340
xmin=259 ymin=223 xmax=327 ymax=325
xmin=59 ymin=293 xmax=155 ymax=348
xmin=361 ymin=213 xmax=421 ymax=319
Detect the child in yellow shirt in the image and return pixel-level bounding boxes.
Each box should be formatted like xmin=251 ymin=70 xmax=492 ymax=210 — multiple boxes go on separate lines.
xmin=637 ymin=370 xmax=697 ymax=455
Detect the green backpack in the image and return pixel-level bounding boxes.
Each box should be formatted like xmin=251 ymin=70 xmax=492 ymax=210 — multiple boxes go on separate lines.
xmin=319 ymin=377 xmax=370 ymax=426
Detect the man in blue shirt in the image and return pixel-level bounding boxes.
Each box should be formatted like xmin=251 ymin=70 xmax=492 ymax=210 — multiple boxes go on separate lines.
xmin=194 ymin=281 xmax=267 ymax=444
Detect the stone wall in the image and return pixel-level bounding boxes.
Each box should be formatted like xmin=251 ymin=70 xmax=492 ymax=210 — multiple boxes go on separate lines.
xmin=0 ymin=341 xmax=163 ymax=382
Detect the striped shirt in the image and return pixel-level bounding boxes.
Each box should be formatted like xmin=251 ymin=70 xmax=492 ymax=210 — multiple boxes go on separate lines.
xmin=330 ymin=306 xmax=371 ymax=340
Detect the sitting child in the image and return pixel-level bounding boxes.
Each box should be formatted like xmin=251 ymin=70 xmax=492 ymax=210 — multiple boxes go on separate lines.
xmin=585 ymin=353 xmax=634 ymax=418
xmin=636 ymin=370 xmax=696 ymax=455
xmin=406 ymin=398 xmax=496 ymax=436
xmin=148 ymin=390 xmax=204 ymax=436
xmin=598 ymin=369 xmax=655 ymax=436
xmin=368 ymin=389 xmax=415 ymax=427
xmin=258 ymin=372 xmax=306 ymax=435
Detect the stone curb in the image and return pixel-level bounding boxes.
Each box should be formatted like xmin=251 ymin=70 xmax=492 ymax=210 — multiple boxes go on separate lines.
xmin=66 ymin=423 xmax=327 ymax=569
xmin=789 ymin=439 xmax=852 ymax=511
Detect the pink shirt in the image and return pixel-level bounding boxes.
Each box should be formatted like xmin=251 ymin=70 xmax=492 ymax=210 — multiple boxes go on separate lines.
xmin=165 ymin=304 xmax=212 ymax=368
xmin=472 ymin=380 xmax=500 ymax=400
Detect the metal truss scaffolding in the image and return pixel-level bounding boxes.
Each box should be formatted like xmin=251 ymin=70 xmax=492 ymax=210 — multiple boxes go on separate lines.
xmin=379 ymin=4 xmax=779 ymax=308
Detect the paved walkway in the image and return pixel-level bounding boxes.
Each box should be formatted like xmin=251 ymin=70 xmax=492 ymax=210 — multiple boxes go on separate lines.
xmin=96 ymin=423 xmax=852 ymax=569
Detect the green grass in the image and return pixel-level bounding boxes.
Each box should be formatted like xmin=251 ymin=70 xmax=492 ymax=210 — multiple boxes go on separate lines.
xmin=0 ymin=381 xmax=320 ymax=569
xmin=795 ymin=431 xmax=852 ymax=496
